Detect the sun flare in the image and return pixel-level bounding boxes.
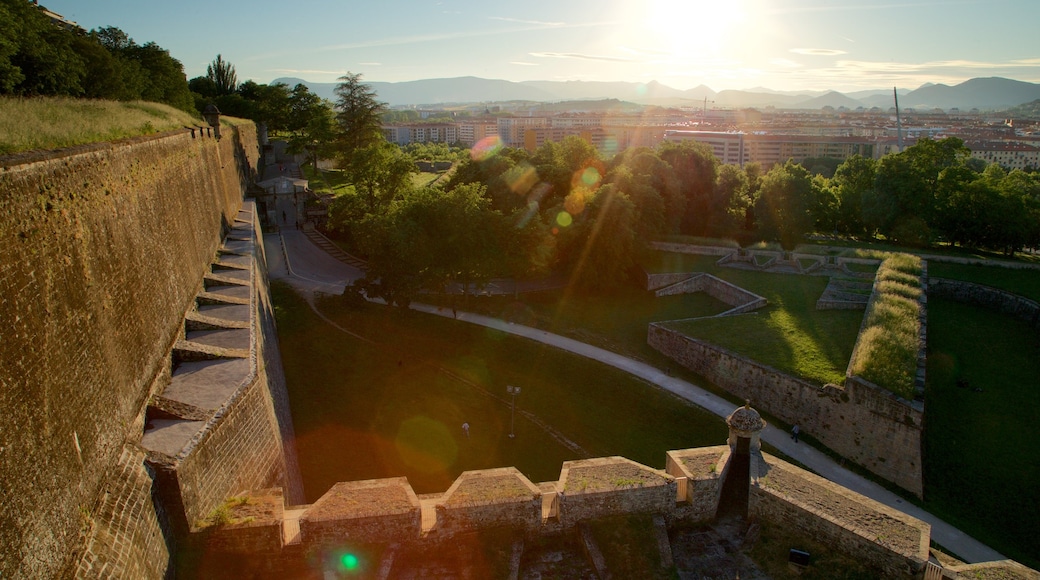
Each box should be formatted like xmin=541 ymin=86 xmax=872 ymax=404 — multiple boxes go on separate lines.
xmin=643 ymin=0 xmax=747 ymax=57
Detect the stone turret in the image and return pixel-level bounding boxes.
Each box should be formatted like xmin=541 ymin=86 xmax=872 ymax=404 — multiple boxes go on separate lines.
xmin=726 ymin=401 xmax=765 ymax=454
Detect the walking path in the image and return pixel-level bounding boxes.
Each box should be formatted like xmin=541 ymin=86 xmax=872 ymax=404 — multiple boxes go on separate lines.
xmin=266 ymin=229 xmax=1007 ymax=564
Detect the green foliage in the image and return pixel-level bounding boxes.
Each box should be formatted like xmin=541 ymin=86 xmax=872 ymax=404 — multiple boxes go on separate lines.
xmin=206 ymin=54 xmax=237 ymax=95
xmin=657 ymin=140 xmax=719 ymax=236
xmin=334 ymin=72 xmax=387 ymax=157
xmin=755 ymin=161 xmax=820 ymax=250
xmin=851 ymin=254 xmax=922 ymax=399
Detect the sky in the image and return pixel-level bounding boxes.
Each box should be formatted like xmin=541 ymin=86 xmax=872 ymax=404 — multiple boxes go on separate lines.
xmin=42 ymin=0 xmax=1040 ymax=94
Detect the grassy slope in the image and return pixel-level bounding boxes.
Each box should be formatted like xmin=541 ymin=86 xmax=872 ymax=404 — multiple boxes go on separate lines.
xmin=924 ymin=298 xmax=1040 ymax=568
xmin=644 ymin=252 xmax=864 ymax=386
xmin=273 ymin=282 xmax=728 ymax=501
xmin=928 ymin=261 xmax=1040 ymax=302
xmin=0 ymin=97 xmax=204 ymax=154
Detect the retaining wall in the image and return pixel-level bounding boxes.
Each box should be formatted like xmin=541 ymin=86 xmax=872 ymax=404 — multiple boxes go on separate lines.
xmin=647 ymin=325 xmax=924 ymax=496
xmin=750 ymin=455 xmax=930 ymax=577
xmin=929 ymin=278 xmax=1040 ymax=330
xmin=0 ymin=126 xmax=260 ymax=579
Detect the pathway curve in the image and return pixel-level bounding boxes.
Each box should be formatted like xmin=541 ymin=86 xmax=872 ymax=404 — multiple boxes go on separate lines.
xmin=267 ymin=230 xmax=1006 ymax=564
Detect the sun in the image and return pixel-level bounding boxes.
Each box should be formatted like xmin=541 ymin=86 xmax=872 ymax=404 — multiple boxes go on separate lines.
xmin=642 ymin=0 xmax=747 ymax=57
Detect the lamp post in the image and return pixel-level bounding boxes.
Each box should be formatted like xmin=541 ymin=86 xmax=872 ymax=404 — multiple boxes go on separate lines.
xmin=202 ymin=104 xmax=222 ymax=140
xmin=506 ymin=385 xmax=521 ymax=438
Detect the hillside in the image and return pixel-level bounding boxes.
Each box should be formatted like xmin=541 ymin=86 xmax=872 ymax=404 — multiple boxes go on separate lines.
xmin=273 ymin=75 xmax=1040 ymax=111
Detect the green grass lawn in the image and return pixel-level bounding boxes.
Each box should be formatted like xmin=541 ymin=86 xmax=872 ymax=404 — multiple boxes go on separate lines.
xmin=643 ymin=252 xmax=864 ymax=386
xmin=300 ymin=164 xmax=354 ymax=196
xmin=924 ymin=298 xmax=1040 ymax=569
xmin=273 ymin=282 xmax=728 ymax=501
xmin=928 ymin=261 xmax=1040 ymax=302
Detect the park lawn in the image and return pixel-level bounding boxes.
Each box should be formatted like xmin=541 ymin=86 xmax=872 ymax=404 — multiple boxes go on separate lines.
xmin=660 ymin=272 xmax=863 ymax=386
xmin=272 ymin=282 xmax=728 ymax=501
xmin=644 ymin=252 xmax=864 ymax=386
xmin=927 ymin=261 xmax=1040 ymax=302
xmin=410 ymin=171 xmax=442 ymax=188
xmin=456 ymin=284 xmax=730 ymax=362
xmin=924 ymin=298 xmax=1040 ymax=569
xmin=301 ymin=164 xmax=354 ymax=196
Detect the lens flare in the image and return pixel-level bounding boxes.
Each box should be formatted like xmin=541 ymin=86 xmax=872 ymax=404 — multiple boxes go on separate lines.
xmin=556 ymin=212 xmax=573 ymax=227
xmin=395 ymin=416 xmax=457 ymax=474
xmin=341 ymin=553 xmax=359 ymax=570
xmin=504 ymin=163 xmax=538 ymax=195
xmin=470 ymin=135 xmax=503 ymax=161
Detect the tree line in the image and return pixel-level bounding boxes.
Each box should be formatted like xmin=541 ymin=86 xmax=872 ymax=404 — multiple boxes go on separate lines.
xmin=0 ymin=0 xmax=193 ymax=111
xmin=324 ymin=74 xmax=1040 ymax=301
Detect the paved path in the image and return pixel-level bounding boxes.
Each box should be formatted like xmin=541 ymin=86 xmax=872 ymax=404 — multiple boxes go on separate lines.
xmin=268 ymin=230 xmax=1007 ymax=564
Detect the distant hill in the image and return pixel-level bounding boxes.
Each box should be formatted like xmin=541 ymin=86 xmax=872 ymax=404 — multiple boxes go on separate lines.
xmin=271 ymin=75 xmax=1040 ymax=111
xmin=794 ymin=91 xmax=865 ymax=109
xmin=896 ymin=77 xmax=1040 ymax=110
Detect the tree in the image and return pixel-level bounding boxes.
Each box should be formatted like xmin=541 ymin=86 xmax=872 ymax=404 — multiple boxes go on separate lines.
xmin=657 ymin=141 xmax=718 ymax=236
xmin=711 ymin=164 xmax=751 ymax=237
xmin=755 ymin=161 xmax=819 ymax=249
xmin=287 ymin=84 xmax=337 ymax=169
xmin=206 ymin=54 xmax=237 ymax=95
xmin=344 ymin=140 xmax=415 ymax=213
xmin=569 ymin=187 xmax=639 ymax=292
xmin=831 ymin=155 xmax=876 ymax=236
xmin=0 ymin=0 xmax=86 ymax=96
xmin=334 ymin=72 xmax=387 ymax=158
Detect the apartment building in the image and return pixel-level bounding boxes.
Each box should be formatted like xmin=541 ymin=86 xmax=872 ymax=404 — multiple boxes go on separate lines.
xmin=456 ymin=121 xmax=499 ymax=146
xmin=382 ymin=123 xmax=459 ymax=146
xmin=498 ymin=117 xmax=550 ymax=148
xmin=663 ymin=131 xmax=876 ymax=167
xmin=965 ymin=140 xmax=1040 ymax=170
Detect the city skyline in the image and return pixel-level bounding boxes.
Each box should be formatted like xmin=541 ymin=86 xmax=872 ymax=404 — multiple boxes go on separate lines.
xmin=42 ymin=0 xmax=1040 ymax=94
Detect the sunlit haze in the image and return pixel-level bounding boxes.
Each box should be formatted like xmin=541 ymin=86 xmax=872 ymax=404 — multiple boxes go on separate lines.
xmin=43 ymin=0 xmax=1040 ymax=92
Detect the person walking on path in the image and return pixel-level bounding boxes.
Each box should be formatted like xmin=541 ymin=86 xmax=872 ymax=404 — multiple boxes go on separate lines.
xmin=791 ymin=424 xmax=800 ymax=443
xmin=462 ymin=422 xmax=470 ymax=438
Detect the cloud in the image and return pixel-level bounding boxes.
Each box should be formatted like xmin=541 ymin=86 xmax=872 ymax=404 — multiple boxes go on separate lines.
xmin=790 ymin=48 xmax=848 ymax=56
xmin=529 ymin=52 xmax=636 ymax=63
xmin=489 ymin=16 xmax=564 ymax=26
xmin=770 ymin=58 xmax=802 ymax=69
xmin=358 ymin=62 xmax=383 ymax=66
xmin=269 ymin=68 xmax=347 ymax=75
xmin=510 ymin=61 xmax=538 ymax=66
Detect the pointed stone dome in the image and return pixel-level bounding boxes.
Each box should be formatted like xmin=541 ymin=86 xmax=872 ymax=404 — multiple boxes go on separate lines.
xmin=727 ymin=402 xmax=765 ymax=434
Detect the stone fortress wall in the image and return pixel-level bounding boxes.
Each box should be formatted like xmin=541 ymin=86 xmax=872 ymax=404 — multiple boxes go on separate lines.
xmin=643 ymin=244 xmax=927 ymax=497
xmin=0 ymin=126 xmax=300 ymax=579
xmin=198 ymin=446 xmax=935 ymax=578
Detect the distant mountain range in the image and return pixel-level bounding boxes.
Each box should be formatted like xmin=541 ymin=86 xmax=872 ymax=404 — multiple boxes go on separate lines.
xmin=272 ymin=76 xmax=1040 ymax=112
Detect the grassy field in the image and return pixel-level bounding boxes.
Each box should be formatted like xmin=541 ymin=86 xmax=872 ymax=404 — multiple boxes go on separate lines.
xmin=928 ymin=260 xmax=1040 ymax=302
xmin=924 ymin=297 xmax=1040 ymax=569
xmin=641 ymin=252 xmax=864 ymax=386
xmin=0 ymin=96 xmax=204 ymax=154
xmin=273 ymin=282 xmax=729 ymax=501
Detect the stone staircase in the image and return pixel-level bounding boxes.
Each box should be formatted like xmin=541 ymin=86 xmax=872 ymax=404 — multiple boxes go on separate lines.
xmin=302 ymin=227 xmax=367 ymax=269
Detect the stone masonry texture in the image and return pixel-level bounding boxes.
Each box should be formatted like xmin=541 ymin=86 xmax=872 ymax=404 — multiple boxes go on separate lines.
xmin=0 ymin=126 xmax=260 ymax=579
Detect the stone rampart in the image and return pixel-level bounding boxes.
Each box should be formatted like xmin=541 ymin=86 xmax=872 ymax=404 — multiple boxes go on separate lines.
xmin=435 ymin=467 xmax=542 ymax=536
xmin=929 ymin=278 xmax=1040 ymax=330
xmin=646 ymin=273 xmax=767 ymax=315
xmin=141 ymin=203 xmax=304 ymax=541
xmin=197 ymin=448 xmax=946 ymax=577
xmin=666 ymin=446 xmax=729 ymax=522
xmin=649 ymin=241 xmax=737 ymax=257
xmin=647 ymin=324 xmax=924 ymax=496
xmin=301 ymin=478 xmax=422 ymax=547
xmin=0 ymin=126 xmax=261 ymax=579
xmin=557 ymin=457 xmax=677 ymax=526
xmin=750 ymin=454 xmax=930 ymax=577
